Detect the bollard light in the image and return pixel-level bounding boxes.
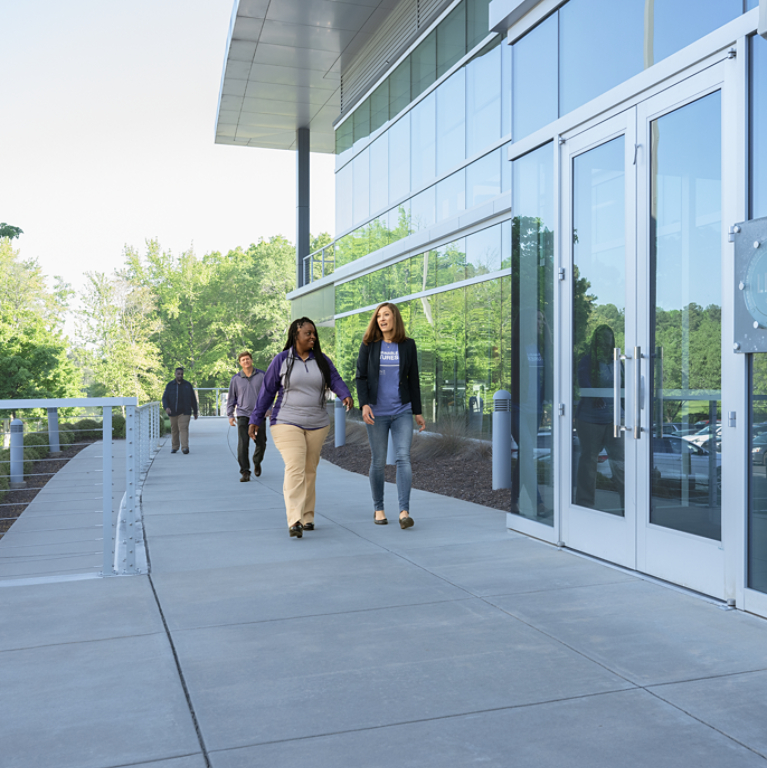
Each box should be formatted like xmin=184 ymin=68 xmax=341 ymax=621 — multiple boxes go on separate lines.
xmin=47 ymin=407 xmax=61 ymax=456
xmin=10 ymin=418 xmax=26 ymax=489
xmin=492 ymin=390 xmax=512 ymax=490
xmin=334 ymin=397 xmax=346 ymax=447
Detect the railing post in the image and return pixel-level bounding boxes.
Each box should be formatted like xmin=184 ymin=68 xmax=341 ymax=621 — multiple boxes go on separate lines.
xmin=124 ymin=404 xmax=137 ymax=573
xmin=10 ymin=418 xmax=26 ymax=489
xmin=102 ymin=406 xmax=114 ymax=575
xmin=334 ymin=397 xmax=346 ymax=447
xmin=493 ymin=390 xmax=512 ymax=490
xmin=47 ymin=407 xmax=61 ymax=456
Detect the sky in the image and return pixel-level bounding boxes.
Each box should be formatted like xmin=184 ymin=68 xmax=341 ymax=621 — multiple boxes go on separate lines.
xmin=0 ymin=0 xmax=336 ymax=298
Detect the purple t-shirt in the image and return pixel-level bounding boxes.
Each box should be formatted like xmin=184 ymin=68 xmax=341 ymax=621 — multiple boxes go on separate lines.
xmin=375 ymin=342 xmax=412 ymax=417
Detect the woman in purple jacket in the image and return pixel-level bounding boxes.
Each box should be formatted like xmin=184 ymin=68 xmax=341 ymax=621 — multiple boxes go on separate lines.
xmin=249 ymin=318 xmax=352 ymax=538
xmin=355 ymin=303 xmax=426 ymax=528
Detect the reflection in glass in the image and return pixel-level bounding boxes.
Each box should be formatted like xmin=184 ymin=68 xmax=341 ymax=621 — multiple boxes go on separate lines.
xmin=370 ymin=80 xmax=390 ymax=135
xmin=438 ymin=1 xmax=466 ymax=77
xmin=511 ymin=143 xmax=554 ymax=525
xmin=749 ymin=359 xmax=767 ymax=593
xmin=752 ymin=35 xmax=767 ymax=219
xmin=390 ymin=57 xmax=411 ymax=118
xmin=560 ymin=0 xmax=643 ymax=117
xmin=467 ymin=0 xmax=492 ymax=50
xmin=352 ymin=148 xmax=370 ymax=227
xmin=571 ymin=137 xmax=626 ymax=516
xmin=466 ymin=40 xmax=501 ymax=157
xmin=388 ymin=201 xmax=411 ymax=244
xmin=411 ymin=186 xmax=436 ymax=232
xmin=466 ymin=279 xmax=502 ymax=437
xmin=335 ymin=162 xmax=353 ymax=235
xmin=411 ymin=30 xmax=437 ymax=100
xmin=336 ymin=117 xmax=353 ymax=157
xmin=466 ymin=224 xmax=501 ymax=278
xmin=437 ymin=69 xmax=466 ymax=176
xmin=368 ymin=214 xmax=389 ymax=254
xmin=388 ymin=114 xmax=411 ymax=204
xmin=437 ymin=238 xmax=466 ymax=287
xmin=466 ymin=148 xmax=501 ymax=209
xmin=436 ymin=168 xmax=466 ymax=222
xmin=435 ymin=290 xmax=467 ymax=423
xmin=369 ymin=135 xmax=389 ymax=216
xmin=411 ymin=92 xmax=436 ymax=192
xmin=512 ymin=13 xmax=557 ymax=141
xmin=652 ymin=0 xmax=741 ymax=65
xmin=408 ymin=251 xmax=436 ymax=295
xmin=650 ymin=92 xmax=722 ymax=540
xmin=353 ymin=99 xmax=371 ymax=150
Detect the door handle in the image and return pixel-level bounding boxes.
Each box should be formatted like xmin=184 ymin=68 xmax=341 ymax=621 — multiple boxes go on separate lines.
xmin=634 ymin=346 xmax=642 ymax=440
xmin=613 ymin=348 xmax=631 ymax=438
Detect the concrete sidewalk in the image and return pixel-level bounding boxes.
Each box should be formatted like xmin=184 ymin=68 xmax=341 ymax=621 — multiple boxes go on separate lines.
xmin=2 ymin=417 xmax=767 ymax=768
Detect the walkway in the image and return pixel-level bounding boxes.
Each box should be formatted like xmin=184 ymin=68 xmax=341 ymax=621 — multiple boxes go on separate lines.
xmin=2 ymin=417 xmax=767 ymax=768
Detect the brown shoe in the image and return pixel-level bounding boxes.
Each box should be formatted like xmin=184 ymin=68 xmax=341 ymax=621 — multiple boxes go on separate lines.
xmin=399 ymin=514 xmax=414 ymax=530
xmin=254 ymin=464 xmax=262 ymax=477
xmin=240 ymin=473 xmax=250 ymax=482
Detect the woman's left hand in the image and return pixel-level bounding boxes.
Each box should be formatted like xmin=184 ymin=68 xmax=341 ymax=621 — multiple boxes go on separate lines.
xmin=414 ymin=414 xmax=426 ymax=432
xmin=342 ymin=396 xmax=353 ymax=412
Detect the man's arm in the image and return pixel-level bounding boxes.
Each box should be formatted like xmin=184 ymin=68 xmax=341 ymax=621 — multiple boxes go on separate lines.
xmin=226 ymin=376 xmax=237 ymax=425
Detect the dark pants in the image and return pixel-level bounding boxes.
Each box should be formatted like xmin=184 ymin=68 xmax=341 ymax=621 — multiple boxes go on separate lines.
xmin=237 ymin=416 xmax=267 ymax=475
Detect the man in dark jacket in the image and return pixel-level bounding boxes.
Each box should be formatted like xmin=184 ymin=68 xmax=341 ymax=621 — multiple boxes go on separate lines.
xmin=161 ymin=367 xmax=198 ymax=454
xmin=227 ymin=351 xmax=267 ymax=481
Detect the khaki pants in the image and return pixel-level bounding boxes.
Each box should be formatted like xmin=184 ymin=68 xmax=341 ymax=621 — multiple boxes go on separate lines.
xmin=170 ymin=414 xmax=192 ymax=451
xmin=270 ymin=424 xmax=329 ymax=527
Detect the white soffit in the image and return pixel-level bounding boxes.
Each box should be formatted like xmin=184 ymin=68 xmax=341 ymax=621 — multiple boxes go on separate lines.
xmin=215 ymin=0 xmax=400 ymax=153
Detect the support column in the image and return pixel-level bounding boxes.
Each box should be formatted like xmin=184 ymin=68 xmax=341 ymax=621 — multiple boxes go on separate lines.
xmin=296 ymin=127 xmax=310 ymax=288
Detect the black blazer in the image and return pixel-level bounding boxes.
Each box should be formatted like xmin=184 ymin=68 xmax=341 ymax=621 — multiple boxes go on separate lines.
xmin=355 ymin=338 xmax=422 ymax=416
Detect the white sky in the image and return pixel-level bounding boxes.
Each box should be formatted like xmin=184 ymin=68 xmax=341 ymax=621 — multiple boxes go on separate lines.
xmin=0 ymin=0 xmax=336 ymax=297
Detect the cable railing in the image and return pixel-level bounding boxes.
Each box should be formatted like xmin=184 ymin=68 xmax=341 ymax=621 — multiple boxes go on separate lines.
xmin=0 ymin=398 xmax=162 ymax=580
xmin=302 ymin=242 xmax=335 ymax=285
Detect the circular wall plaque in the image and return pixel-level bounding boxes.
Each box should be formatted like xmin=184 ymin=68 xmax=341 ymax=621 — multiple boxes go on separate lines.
xmin=744 ymin=248 xmax=767 ymax=328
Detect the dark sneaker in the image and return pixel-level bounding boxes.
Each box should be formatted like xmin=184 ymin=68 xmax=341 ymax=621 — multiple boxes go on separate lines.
xmin=303 ymin=522 xmax=314 ymax=531
xmin=240 ymin=473 xmax=250 ymax=482
xmin=171 ymin=449 xmax=178 ymax=454
xmin=254 ymin=464 xmax=262 ymax=477
xmin=182 ymin=449 xmax=189 ymax=454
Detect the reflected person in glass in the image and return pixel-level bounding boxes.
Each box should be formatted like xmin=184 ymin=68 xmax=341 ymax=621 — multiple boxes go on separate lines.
xmin=511 ymin=310 xmax=552 ymax=518
xmin=356 ymin=303 xmax=426 ymax=529
xmin=574 ymin=325 xmax=625 ymax=511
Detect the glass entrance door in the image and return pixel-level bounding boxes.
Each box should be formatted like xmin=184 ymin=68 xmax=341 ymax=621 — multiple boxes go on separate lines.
xmin=561 ymin=65 xmax=727 ymax=597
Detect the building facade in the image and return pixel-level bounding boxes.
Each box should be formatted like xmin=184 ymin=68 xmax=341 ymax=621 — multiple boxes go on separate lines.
xmin=217 ymin=0 xmax=767 ymax=615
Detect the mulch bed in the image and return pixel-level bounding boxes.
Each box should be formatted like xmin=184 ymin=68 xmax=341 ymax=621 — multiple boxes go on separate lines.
xmin=321 ymin=438 xmax=512 ymax=512
xmin=0 ymin=440 xmax=98 ymax=538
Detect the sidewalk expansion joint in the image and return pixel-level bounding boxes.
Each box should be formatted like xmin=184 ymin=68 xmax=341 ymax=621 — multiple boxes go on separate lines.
xmin=147 ymin=572 xmax=212 ymax=768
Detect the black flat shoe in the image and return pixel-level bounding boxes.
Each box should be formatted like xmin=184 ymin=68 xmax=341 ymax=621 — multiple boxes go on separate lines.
xmin=303 ymin=522 xmax=314 ymax=531
xmin=254 ymin=464 xmax=262 ymax=477
xmin=289 ymin=522 xmax=303 ymax=538
xmin=374 ymin=512 xmax=388 ymax=525
xmin=399 ymin=515 xmax=414 ymax=530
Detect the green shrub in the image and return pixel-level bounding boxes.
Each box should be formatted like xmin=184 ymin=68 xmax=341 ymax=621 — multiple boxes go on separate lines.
xmin=71 ymin=418 xmax=101 ymax=442
xmin=59 ymin=424 xmax=76 ymax=446
xmin=112 ymin=413 xmax=126 ymax=439
xmin=160 ymin=416 xmax=170 ymax=436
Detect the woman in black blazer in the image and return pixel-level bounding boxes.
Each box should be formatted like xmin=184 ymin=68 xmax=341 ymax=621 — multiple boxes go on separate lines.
xmin=356 ymin=302 xmax=426 ymax=528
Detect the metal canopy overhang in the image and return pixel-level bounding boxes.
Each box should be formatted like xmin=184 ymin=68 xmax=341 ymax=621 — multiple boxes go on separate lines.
xmin=214 ymin=0 xmax=399 ymax=153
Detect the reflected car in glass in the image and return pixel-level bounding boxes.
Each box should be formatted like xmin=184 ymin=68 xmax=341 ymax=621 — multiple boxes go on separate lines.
xmin=653 ymin=436 xmax=721 ymax=489
xmin=752 ymin=433 xmax=767 ymax=465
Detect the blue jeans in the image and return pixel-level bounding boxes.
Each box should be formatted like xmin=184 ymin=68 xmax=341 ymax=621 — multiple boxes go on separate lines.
xmin=365 ymin=411 xmax=413 ymax=514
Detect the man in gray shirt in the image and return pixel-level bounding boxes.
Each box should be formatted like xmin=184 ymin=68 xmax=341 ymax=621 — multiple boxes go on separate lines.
xmin=227 ymin=351 xmax=267 ymax=481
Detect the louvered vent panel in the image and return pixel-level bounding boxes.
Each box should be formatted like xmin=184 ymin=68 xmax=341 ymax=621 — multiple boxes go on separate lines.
xmin=340 ymin=0 xmax=451 ymax=114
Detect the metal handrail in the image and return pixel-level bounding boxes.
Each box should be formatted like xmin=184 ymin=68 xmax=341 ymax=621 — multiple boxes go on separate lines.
xmin=302 ymin=242 xmax=336 ymax=284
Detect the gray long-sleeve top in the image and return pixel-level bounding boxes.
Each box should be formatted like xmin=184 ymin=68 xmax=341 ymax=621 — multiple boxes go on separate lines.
xmin=226 ymin=368 xmax=266 ymax=419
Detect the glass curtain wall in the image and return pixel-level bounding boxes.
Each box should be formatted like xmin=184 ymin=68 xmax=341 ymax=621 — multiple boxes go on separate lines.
xmin=513 ymin=0 xmax=749 ymax=142
xmin=511 ymin=144 xmax=555 ymax=524
xmin=649 ymin=92 xmax=722 ymax=540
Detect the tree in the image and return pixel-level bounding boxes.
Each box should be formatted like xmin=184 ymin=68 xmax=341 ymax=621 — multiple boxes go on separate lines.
xmin=0 ymin=239 xmax=80 ymax=399
xmin=76 ymin=268 xmax=163 ymax=402
xmin=0 ymin=223 xmax=23 ymax=240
